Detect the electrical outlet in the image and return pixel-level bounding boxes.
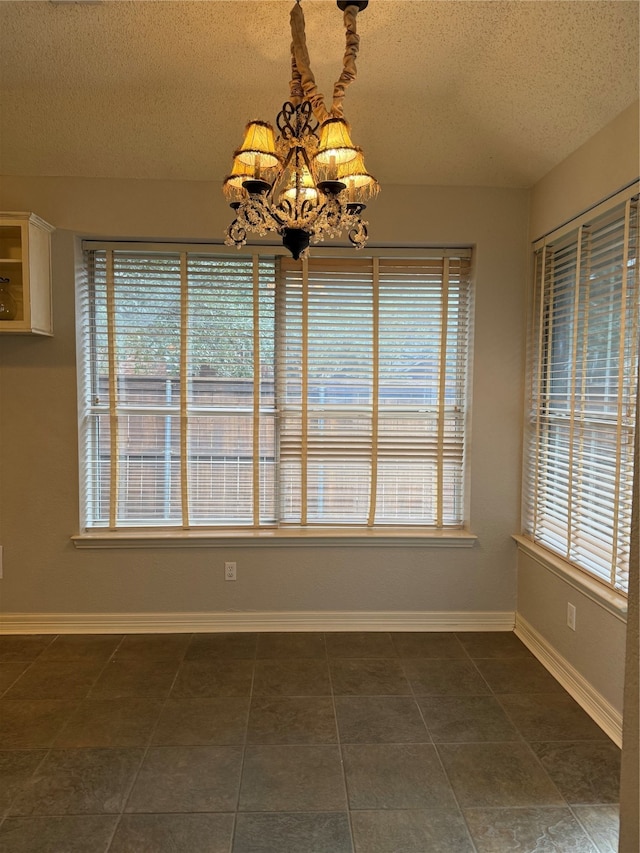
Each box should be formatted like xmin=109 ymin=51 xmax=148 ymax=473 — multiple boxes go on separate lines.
xmin=224 ymin=561 xmax=237 ymax=581
xmin=567 ymin=602 xmax=576 ymax=631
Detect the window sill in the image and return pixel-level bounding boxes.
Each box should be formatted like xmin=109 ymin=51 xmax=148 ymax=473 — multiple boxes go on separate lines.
xmin=72 ymin=528 xmax=478 ymax=550
xmin=513 ymin=534 xmax=627 ymax=621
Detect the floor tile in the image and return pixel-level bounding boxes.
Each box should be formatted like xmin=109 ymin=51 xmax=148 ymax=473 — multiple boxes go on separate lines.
xmin=233 ymin=812 xmax=353 ymax=853
xmin=6 ymin=660 xmax=104 ymax=700
xmin=0 ymin=699 xmax=78 ymax=748
xmin=498 ymin=693 xmax=610 ymax=741
xmin=456 ymin=631 xmax=533 ymax=659
xmin=172 ymin=659 xmax=254 ymax=697
xmin=89 ymin=658 xmax=179 ymax=699
xmin=474 ymin=657 xmax=566 ymax=694
xmin=417 ymin=695 xmax=520 ymax=742
xmin=0 ymin=815 xmax=117 ymax=853
xmin=437 ymin=742 xmax=565 ymax=808
xmin=326 ymin=632 xmax=396 ymax=658
xmin=113 ymin=633 xmax=191 ymax=661
xmin=329 ymin=659 xmax=410 ymax=695
xmin=239 ymin=745 xmax=347 ymax=811
xmin=253 ymin=659 xmax=331 ymax=696
xmin=152 ymin=697 xmax=249 ymax=745
xmin=256 ymin=632 xmax=326 ymax=659
xmin=0 ymin=750 xmax=46 ymax=814
xmin=351 ymin=808 xmax=474 ymax=853
xmin=335 ymin=696 xmax=429 ymax=743
xmin=401 ymin=658 xmax=490 ymax=695
xmin=186 ymin=633 xmax=257 ymax=660
xmin=0 ymin=636 xmax=53 ymax=663
xmin=53 ymin=698 xmax=163 ymax=747
xmin=465 ymin=806 xmax=598 ymax=852
xmin=10 ymin=747 xmax=144 ymax=815
xmin=343 ymin=743 xmax=456 ymax=809
xmin=125 ymin=745 xmax=242 ymax=813
xmin=531 ymin=741 xmax=621 ymax=804
xmin=38 ymin=634 xmax=122 ymax=662
xmin=572 ymin=804 xmax=619 ymax=852
xmin=109 ymin=813 xmax=234 ymax=853
xmin=391 ymin=632 xmax=466 ymax=658
xmin=0 ymin=663 xmax=30 ymax=695
xmin=247 ymin=697 xmax=337 ymax=744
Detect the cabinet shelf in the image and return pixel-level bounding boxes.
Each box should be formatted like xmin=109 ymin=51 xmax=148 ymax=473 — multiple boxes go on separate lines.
xmin=0 ymin=213 xmax=54 ymax=335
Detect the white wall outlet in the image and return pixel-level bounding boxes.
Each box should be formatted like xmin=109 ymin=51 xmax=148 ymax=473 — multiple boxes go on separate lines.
xmin=224 ymin=561 xmax=237 ymax=581
xmin=567 ymin=602 xmax=576 ymax=631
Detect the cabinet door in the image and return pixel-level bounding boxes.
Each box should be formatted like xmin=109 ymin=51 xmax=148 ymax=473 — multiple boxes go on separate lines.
xmin=0 ymin=213 xmax=54 ymax=335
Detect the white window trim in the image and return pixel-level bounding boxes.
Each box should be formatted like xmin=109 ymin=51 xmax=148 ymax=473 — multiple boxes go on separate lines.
xmin=72 ymin=528 xmax=478 ymax=549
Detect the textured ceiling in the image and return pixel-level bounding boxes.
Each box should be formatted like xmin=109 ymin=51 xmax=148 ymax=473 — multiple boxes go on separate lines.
xmin=0 ymin=0 xmax=638 ymax=187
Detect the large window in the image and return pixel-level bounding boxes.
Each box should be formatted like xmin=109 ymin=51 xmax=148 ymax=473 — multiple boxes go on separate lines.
xmin=524 ymin=193 xmax=638 ymax=593
xmin=78 ymin=247 xmax=472 ymax=532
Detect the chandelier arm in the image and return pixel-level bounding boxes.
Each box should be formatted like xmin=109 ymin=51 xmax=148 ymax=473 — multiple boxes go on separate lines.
xmin=331 ymin=4 xmax=360 ymax=118
xmin=289 ymin=1 xmax=329 ymax=123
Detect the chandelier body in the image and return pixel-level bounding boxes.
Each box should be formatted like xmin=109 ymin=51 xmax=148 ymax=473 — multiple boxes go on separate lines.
xmin=224 ymin=0 xmax=377 ymax=259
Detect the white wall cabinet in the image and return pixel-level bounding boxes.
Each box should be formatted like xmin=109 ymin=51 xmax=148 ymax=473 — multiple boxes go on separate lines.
xmin=0 ymin=212 xmax=55 ymax=335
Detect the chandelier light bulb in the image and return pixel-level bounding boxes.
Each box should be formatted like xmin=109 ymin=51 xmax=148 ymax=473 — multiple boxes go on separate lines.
xmin=281 ymin=158 xmax=319 ymax=203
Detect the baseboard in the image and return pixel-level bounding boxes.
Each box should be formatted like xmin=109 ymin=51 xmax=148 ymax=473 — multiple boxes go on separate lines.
xmin=0 ymin=609 xmax=515 ymax=635
xmin=515 ymin=613 xmax=622 ymax=747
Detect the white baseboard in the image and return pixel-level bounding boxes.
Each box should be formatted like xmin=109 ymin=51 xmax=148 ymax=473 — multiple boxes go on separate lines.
xmin=0 ymin=610 xmax=515 ymax=635
xmin=515 ymin=613 xmax=622 ymax=747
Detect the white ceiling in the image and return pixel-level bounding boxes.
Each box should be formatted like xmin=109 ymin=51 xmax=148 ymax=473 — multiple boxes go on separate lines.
xmin=0 ymin=0 xmax=638 ymax=188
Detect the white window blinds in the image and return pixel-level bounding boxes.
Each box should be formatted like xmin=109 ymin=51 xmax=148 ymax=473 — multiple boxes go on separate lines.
xmin=79 ymin=248 xmax=472 ymax=531
xmin=524 ymin=193 xmax=639 ymax=593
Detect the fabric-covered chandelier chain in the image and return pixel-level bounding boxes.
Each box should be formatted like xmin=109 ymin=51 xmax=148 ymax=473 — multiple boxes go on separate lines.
xmin=289 ymin=1 xmax=362 ymax=120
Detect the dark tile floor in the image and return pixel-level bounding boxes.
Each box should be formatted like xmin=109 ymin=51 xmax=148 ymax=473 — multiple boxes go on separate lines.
xmin=0 ymin=631 xmax=620 ymax=852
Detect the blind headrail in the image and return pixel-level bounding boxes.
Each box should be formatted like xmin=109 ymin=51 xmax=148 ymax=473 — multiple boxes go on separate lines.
xmin=81 ymin=240 xmax=472 ymax=260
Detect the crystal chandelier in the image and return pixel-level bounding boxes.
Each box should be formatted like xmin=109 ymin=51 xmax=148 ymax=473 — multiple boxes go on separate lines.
xmin=223 ymin=0 xmax=378 ymax=260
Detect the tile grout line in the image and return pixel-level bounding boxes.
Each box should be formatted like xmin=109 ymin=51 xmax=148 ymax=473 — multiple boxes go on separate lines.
xmin=103 ymin=632 xmax=193 ymax=853
xmin=229 ymin=633 xmax=258 ymax=853
xmin=397 ymin=634 xmax=481 ymax=853
xmin=325 ymin=632 xmax=357 ymax=853
xmin=569 ymin=802 xmax=618 ymax=852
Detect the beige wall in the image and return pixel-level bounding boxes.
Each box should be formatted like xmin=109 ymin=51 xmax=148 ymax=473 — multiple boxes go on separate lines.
xmin=530 ymin=99 xmax=639 ymax=241
xmin=517 ymin=103 xmax=639 ymax=716
xmin=0 ymin=176 xmax=528 ymax=618
xmin=619 ymin=380 xmax=639 ymax=851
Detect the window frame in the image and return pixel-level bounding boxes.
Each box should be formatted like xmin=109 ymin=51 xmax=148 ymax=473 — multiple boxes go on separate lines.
xmin=74 ymin=242 xmax=476 ymax=547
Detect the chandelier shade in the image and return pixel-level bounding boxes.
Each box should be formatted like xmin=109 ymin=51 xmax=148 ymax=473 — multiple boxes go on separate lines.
xmin=337 ymin=148 xmax=378 ymax=195
xmin=223 ymin=1 xmax=377 ymax=258
xmin=234 ymin=121 xmax=279 ymax=171
xmin=314 ymin=118 xmax=358 ymax=166
xmin=223 ymin=157 xmax=257 ymax=197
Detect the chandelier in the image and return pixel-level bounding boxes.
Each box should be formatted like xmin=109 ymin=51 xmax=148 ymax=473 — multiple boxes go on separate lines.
xmin=223 ymin=0 xmax=378 ymax=260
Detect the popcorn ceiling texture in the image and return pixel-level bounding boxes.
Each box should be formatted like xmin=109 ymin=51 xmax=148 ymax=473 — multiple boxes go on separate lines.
xmin=0 ymin=0 xmax=638 ymax=187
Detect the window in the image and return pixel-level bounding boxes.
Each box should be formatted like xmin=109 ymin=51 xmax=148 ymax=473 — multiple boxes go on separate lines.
xmin=524 ymin=193 xmax=638 ymax=593
xmin=78 ymin=247 xmax=472 ymax=533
